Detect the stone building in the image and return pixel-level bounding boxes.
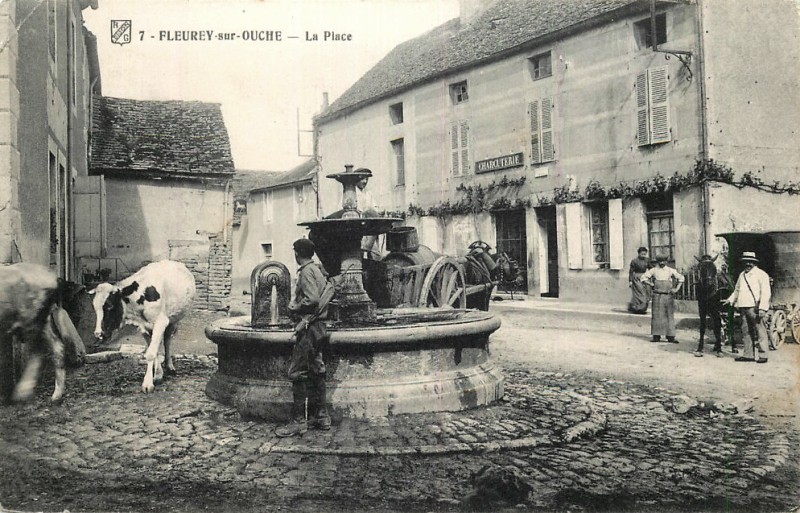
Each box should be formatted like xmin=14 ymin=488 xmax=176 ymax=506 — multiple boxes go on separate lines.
xmin=0 ymin=0 xmax=99 ymax=278
xmin=88 ymin=95 xmax=236 ymax=309
xmin=230 ymin=159 xmax=317 ymax=301
xmin=313 ymin=0 xmax=800 ymax=305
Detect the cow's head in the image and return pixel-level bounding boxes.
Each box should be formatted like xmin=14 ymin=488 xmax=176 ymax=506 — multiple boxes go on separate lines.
xmin=88 ymin=281 xmax=138 ymax=341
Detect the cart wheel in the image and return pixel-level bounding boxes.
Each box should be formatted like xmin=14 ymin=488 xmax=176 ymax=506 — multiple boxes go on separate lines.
xmin=419 ymin=256 xmax=466 ymax=309
xmin=767 ymin=309 xmax=786 ymax=349
xmin=791 ymin=309 xmax=800 ymax=344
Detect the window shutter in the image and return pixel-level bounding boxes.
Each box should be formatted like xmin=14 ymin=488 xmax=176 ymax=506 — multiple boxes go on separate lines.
xmin=450 ymin=123 xmax=460 ymax=175
xmin=608 ymin=198 xmax=624 ymax=270
xmin=541 ymin=97 xmax=554 ymax=162
xmin=460 ymin=121 xmax=470 ymax=174
xmin=648 ymin=66 xmax=670 ymax=143
xmin=636 ymin=71 xmax=650 ymax=146
xmin=565 ymin=202 xmax=583 ymax=269
xmin=529 ymin=100 xmax=541 ymax=164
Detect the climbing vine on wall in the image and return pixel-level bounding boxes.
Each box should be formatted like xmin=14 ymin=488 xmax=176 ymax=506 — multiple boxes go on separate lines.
xmin=537 ymin=159 xmax=800 ymax=206
xmin=403 ymin=159 xmax=799 ymax=219
xmin=407 ymin=175 xmax=529 ymax=218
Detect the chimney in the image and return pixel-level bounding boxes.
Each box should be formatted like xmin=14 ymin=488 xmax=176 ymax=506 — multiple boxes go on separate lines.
xmin=321 ymin=92 xmax=329 ymax=110
xmin=459 ymin=0 xmax=489 ymax=24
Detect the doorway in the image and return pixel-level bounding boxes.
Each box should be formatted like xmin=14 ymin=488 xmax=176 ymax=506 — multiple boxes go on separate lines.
xmin=536 ymin=206 xmax=559 ymax=297
xmin=494 ymin=209 xmax=528 ymax=293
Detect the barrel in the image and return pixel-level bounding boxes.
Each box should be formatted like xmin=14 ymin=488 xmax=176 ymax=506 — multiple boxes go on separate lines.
xmin=368 ymin=245 xmax=439 ymax=308
xmin=386 ymin=226 xmax=419 ymax=252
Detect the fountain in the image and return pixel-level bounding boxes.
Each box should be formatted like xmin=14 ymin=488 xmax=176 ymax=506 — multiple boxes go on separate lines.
xmin=205 ymin=165 xmax=504 ymax=420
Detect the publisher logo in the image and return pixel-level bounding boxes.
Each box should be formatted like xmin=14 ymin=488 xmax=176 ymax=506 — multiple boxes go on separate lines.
xmin=111 ymin=20 xmax=132 ymax=45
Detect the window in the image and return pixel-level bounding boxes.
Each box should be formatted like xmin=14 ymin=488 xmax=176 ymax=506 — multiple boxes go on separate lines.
xmin=530 ymin=51 xmax=552 ymax=80
xmin=391 ymin=138 xmax=405 ymax=186
xmin=389 ymin=102 xmax=404 ymax=124
xmin=450 ymin=121 xmax=470 ymax=176
xmin=648 ymin=214 xmax=674 ymax=262
xmin=260 ymin=243 xmax=273 ymax=258
xmin=645 ymin=194 xmax=674 ymax=262
xmin=590 ymin=202 xmax=609 ymax=265
xmin=529 ymin=98 xmax=555 ymax=164
xmin=449 ymin=81 xmax=469 ymax=104
xmin=293 ymin=185 xmax=305 ymax=220
xmin=636 ymin=66 xmax=670 ymax=146
xmin=261 ymin=191 xmax=273 ymax=224
xmin=634 ymin=13 xmax=667 ymax=50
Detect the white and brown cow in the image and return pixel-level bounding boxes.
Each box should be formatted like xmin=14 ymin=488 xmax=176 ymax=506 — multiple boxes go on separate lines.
xmin=89 ymin=260 xmax=195 ymax=393
xmin=0 ymin=263 xmax=84 ymax=403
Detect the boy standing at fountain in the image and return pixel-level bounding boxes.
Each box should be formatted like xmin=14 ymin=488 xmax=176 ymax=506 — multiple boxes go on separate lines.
xmin=276 ymin=238 xmax=333 ymax=437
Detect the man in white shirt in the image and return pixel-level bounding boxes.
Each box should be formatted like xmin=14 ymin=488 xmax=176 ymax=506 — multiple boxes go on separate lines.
xmin=640 ymin=256 xmax=685 ymax=343
xmin=723 ymin=251 xmax=772 ymax=363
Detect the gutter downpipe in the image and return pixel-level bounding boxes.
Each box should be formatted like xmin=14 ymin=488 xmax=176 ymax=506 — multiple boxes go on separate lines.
xmin=695 ymin=0 xmax=710 ymax=255
xmin=223 ymin=178 xmax=231 ymax=243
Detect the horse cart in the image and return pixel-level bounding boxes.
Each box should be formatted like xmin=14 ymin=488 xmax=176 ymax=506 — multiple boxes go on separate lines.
xmin=362 ymin=227 xmax=515 ymax=312
xmin=716 ymin=231 xmax=800 ymax=348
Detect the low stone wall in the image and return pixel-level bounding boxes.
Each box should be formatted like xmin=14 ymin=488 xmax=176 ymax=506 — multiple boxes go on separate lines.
xmin=170 ymin=239 xmax=232 ymax=311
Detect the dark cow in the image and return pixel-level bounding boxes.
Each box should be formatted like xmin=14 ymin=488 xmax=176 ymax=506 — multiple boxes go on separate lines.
xmin=89 ymin=260 xmax=196 ymax=393
xmin=0 ymin=263 xmax=85 ymax=402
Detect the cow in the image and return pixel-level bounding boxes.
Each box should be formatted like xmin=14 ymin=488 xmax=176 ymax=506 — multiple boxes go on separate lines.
xmin=0 ymin=263 xmax=85 ymax=403
xmin=89 ymin=260 xmax=196 ymax=393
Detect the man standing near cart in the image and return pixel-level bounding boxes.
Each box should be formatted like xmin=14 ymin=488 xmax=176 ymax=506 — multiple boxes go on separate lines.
xmin=723 ymin=251 xmax=772 ymax=363
xmin=640 ymin=256 xmax=684 ymax=343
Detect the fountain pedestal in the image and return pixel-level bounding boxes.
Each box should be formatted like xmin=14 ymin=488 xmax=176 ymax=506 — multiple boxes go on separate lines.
xmin=205 ymin=309 xmax=503 ymax=420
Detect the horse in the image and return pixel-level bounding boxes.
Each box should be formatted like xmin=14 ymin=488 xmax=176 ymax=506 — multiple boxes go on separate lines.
xmin=694 ymin=254 xmax=731 ymax=355
xmin=463 ymin=241 xmax=519 ymax=310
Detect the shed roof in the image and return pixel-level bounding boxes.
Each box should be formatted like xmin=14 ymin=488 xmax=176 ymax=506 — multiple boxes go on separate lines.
xmin=91 ymin=95 xmax=235 ymax=179
xmin=317 ymin=0 xmax=656 ymax=122
xmin=250 ymin=159 xmax=317 ymax=194
xmin=231 ymin=170 xmax=284 ymax=201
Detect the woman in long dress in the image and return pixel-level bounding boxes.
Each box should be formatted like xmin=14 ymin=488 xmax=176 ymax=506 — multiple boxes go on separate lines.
xmin=628 ymin=247 xmax=651 ymax=314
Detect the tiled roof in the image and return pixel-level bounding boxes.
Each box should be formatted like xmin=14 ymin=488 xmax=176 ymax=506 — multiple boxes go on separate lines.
xmin=91 ymin=96 xmax=235 ymax=179
xmin=231 ymin=170 xmax=284 ymax=200
xmin=318 ymin=0 xmax=648 ymax=121
xmin=249 ymin=159 xmax=317 ymax=194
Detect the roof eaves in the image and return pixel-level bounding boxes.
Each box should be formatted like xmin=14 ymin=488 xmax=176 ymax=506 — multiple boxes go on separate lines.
xmin=249 ymin=175 xmax=314 ymax=195
xmin=315 ymin=1 xmax=658 ymax=125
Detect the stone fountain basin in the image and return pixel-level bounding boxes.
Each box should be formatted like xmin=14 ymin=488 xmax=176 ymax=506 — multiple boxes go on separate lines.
xmin=205 ymin=309 xmax=504 ymax=420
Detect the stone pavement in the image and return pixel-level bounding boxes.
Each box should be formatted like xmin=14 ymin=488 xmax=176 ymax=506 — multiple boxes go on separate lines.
xmin=1 ymin=353 xmax=798 ymax=512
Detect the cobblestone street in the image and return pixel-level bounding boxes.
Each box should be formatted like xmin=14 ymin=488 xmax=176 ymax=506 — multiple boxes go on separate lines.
xmin=2 ymin=338 xmax=798 ymax=512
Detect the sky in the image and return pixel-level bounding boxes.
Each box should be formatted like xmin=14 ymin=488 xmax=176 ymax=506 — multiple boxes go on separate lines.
xmin=82 ymin=0 xmax=459 ymax=172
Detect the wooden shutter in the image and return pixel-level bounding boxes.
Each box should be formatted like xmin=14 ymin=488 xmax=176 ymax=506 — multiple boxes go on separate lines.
xmin=608 ymin=198 xmax=624 ymax=270
xmin=648 ymin=66 xmax=670 ymax=144
xmin=450 ymin=122 xmax=460 ymax=175
xmin=541 ymin=97 xmax=554 ymax=162
xmin=636 ymin=71 xmax=650 ymax=146
xmin=529 ymin=100 xmax=540 ymax=164
xmin=460 ymin=121 xmax=470 ymax=175
xmin=73 ymin=175 xmax=105 ymax=257
xmin=565 ymin=202 xmax=583 ymax=269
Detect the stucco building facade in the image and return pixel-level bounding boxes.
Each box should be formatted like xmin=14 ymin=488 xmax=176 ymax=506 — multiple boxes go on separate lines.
xmin=89 ymin=95 xmax=236 ymax=309
xmin=230 ymin=160 xmax=317 ymax=299
xmin=313 ymin=0 xmax=800 ymax=305
xmin=1 ymin=0 xmax=99 ymax=278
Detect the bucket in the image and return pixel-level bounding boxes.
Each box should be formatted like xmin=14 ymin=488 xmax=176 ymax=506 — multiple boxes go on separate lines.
xmin=386 ymin=226 xmax=419 ymax=252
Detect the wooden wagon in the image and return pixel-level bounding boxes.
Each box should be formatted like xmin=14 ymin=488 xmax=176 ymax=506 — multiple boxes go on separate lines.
xmin=364 ymin=228 xmax=502 ymax=311
xmin=716 ymin=231 xmax=800 ymax=347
